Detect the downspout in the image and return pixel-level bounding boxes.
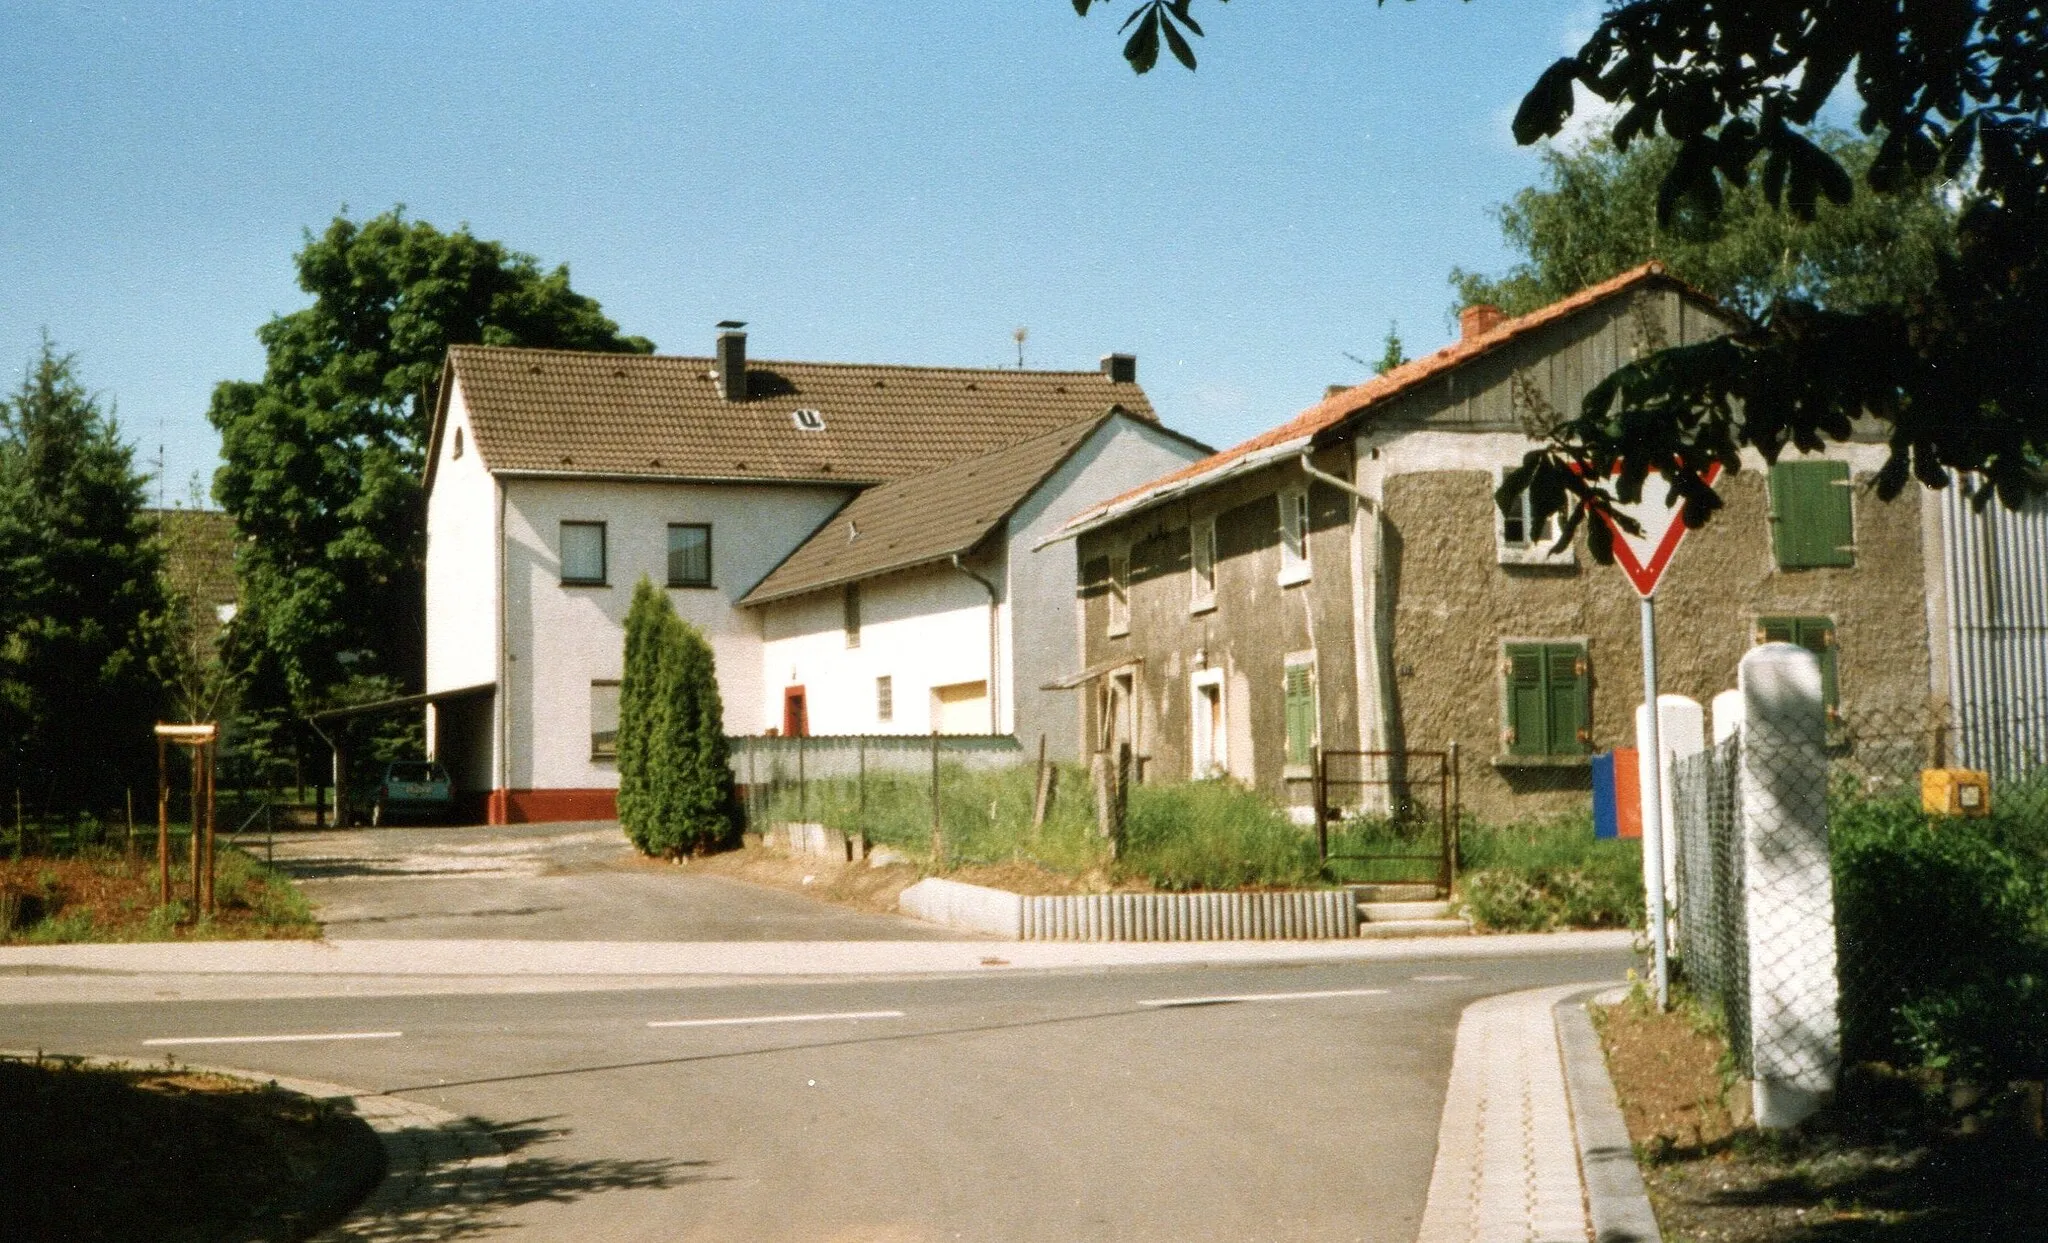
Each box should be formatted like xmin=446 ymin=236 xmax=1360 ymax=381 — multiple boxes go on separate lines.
xmin=1299 ymin=450 xmax=1396 ymax=799
xmin=951 ymin=554 xmax=1002 ymax=734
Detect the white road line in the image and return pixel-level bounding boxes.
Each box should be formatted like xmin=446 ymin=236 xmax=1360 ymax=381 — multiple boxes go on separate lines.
xmin=1136 ymin=987 xmax=1390 ymax=1009
xmin=143 ymin=1031 xmax=403 ymax=1047
xmin=647 ymin=1010 xmax=905 ymax=1029
xmin=1411 ymin=974 xmax=1472 ymax=983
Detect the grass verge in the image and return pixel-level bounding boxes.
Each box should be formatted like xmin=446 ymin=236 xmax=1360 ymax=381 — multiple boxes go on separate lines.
xmin=1455 ymin=812 xmax=1643 ymax=931
xmin=1595 ymin=984 xmax=2048 ymax=1241
xmin=0 ymin=845 xmax=318 ymax=943
xmin=0 ymin=1053 xmax=384 ymax=1242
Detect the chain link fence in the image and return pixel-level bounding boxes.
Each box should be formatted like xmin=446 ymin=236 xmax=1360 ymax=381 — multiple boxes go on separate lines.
xmin=1675 ymin=698 xmax=2048 ymax=1078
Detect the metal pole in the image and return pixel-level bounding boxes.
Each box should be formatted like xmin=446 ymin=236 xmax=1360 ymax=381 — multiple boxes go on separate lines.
xmin=1639 ymin=594 xmax=1671 ymax=1011
xmin=929 ymin=731 xmax=943 ymax=866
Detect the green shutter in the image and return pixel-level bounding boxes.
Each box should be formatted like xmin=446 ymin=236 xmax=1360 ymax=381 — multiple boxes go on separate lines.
xmin=1770 ymin=461 xmax=1854 ymax=568
xmin=1284 ymin=663 xmax=1316 ymax=765
xmin=1545 ymin=644 xmax=1590 ymax=755
xmin=1505 ymin=645 xmax=1548 ymax=756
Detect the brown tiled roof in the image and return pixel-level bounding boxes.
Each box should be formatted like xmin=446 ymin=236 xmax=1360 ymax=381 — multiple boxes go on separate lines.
xmin=441 ymin=345 xmax=1157 ymax=487
xmin=1064 ymin=263 xmax=1728 ymax=531
xmin=738 ymin=413 xmax=1126 ymax=606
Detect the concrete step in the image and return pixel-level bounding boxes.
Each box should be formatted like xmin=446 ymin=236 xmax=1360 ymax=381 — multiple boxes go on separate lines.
xmin=1360 ymin=900 xmax=1455 ymax=922
xmin=1345 ymin=883 xmax=1441 ymax=903
xmin=1355 ymin=918 xmax=1474 ymax=939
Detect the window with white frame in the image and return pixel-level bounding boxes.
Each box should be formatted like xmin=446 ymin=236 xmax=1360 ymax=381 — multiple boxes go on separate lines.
xmin=667 ymin=523 xmax=712 ymax=587
xmin=1189 ymin=516 xmax=1217 ymax=612
xmin=560 ymin=521 xmax=607 ymax=585
xmin=875 ymin=675 xmax=893 ymax=722
xmin=1278 ymin=488 xmax=1311 ymax=584
xmin=1107 ymin=551 xmax=1130 ymax=636
xmin=590 ymin=680 xmax=621 ymax=758
xmin=1495 ymin=469 xmax=1574 ymax=565
xmin=1190 ymin=669 xmax=1227 ymax=778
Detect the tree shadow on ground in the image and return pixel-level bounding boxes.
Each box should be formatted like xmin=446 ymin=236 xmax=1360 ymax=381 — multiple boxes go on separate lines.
xmin=335 ymin=1113 xmax=723 ymax=1241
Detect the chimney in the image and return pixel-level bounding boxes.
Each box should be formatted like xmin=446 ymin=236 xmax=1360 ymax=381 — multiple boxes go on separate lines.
xmin=1100 ymin=353 xmax=1137 ymax=384
xmin=1459 ymin=304 xmax=1506 ymax=342
xmin=716 ymin=321 xmax=747 ymax=401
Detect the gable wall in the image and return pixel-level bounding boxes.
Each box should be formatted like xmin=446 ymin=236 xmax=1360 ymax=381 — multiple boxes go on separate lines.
xmin=424 ymin=380 xmax=502 ymax=794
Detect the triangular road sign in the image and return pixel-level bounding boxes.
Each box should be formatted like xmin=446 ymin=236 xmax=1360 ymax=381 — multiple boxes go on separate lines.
xmin=1593 ymin=462 xmax=1722 ymax=598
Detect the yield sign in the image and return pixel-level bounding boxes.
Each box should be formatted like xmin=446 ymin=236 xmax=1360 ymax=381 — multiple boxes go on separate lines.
xmin=1592 ymin=462 xmax=1723 ymax=597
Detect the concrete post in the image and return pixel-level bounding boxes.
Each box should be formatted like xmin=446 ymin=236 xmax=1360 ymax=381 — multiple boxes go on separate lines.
xmin=1636 ymin=694 xmax=1706 ymax=917
xmin=1710 ymin=688 xmax=1743 ymax=745
xmin=1738 ymin=643 xmax=1841 ymax=1129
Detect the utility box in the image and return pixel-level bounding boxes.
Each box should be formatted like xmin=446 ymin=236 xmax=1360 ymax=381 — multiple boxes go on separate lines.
xmin=1922 ymin=768 xmax=1992 ymax=818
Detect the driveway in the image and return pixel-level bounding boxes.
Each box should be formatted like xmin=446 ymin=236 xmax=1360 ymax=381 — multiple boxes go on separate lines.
xmin=261 ymin=822 xmax=953 ymax=941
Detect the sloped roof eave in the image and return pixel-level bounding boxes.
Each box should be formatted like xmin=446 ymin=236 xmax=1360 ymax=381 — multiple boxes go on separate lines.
xmin=1036 ymin=433 xmax=1314 ymax=549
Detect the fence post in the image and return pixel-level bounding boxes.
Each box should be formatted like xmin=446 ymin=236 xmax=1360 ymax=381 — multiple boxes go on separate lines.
xmin=1312 ymin=746 xmax=1328 ymax=862
xmin=929 ymin=731 xmax=944 ymax=867
xmin=1111 ymin=742 xmax=1131 ymax=860
xmin=1092 ymin=751 xmax=1113 ymax=845
xmin=1030 ymin=734 xmax=1051 ymax=838
xmin=857 ymin=735 xmax=867 ymax=856
xmin=1738 ymin=643 xmax=1840 ymax=1129
xmin=1446 ymin=740 xmax=1461 ymax=890
xmin=156 ymin=741 xmax=170 ymax=903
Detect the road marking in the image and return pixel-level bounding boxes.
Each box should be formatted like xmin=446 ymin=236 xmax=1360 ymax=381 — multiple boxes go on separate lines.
xmin=143 ymin=1031 xmax=402 ymax=1047
xmin=1412 ymin=974 xmax=1471 ymax=983
xmin=647 ymin=1010 xmax=905 ymax=1029
xmin=1136 ymin=987 xmax=1390 ymax=1009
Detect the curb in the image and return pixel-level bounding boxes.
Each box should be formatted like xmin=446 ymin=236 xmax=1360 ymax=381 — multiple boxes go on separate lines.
xmin=4 ymin=1050 xmax=506 ymax=1241
xmin=1554 ymin=991 xmax=1664 ymax=1243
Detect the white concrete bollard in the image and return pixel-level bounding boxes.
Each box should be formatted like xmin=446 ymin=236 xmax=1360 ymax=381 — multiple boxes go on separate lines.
xmin=1737 ymin=643 xmax=1841 ymax=1129
xmin=1710 ymin=688 xmax=1744 ymax=745
xmin=1637 ymin=694 xmax=1706 ymax=916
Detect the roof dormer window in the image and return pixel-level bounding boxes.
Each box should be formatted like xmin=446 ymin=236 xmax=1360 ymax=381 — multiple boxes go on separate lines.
xmin=791 ymin=408 xmax=825 ymax=431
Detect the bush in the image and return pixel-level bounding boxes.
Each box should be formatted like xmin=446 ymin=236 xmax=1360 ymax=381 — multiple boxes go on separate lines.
xmin=1831 ymin=796 xmax=2048 ymax=1081
xmin=618 ymin=579 xmax=739 ymax=856
xmin=1456 ymin=813 xmax=1644 ymax=931
xmin=1120 ymin=781 xmax=1320 ymax=891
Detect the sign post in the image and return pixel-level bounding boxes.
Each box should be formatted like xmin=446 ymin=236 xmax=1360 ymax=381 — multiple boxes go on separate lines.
xmin=1590 ymin=463 xmax=1721 ymax=1011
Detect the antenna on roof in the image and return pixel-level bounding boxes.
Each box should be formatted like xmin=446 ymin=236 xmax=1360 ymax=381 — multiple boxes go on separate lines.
xmin=1012 ymin=325 xmax=1028 ymax=368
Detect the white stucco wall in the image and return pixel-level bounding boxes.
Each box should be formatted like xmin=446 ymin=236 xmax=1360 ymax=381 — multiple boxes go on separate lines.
xmin=502 ymin=476 xmax=854 ymax=790
xmin=758 ymin=561 xmax=1001 ymax=736
xmin=1007 ymin=416 xmax=1210 ymax=759
xmin=423 ymin=382 xmax=501 ymax=791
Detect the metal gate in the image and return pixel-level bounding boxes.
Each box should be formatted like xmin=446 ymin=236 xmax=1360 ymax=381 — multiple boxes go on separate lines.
xmin=1310 ymin=747 xmax=1460 ymax=892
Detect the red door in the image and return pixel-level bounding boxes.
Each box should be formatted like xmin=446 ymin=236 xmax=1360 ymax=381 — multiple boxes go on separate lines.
xmin=782 ymin=686 xmax=808 ymax=738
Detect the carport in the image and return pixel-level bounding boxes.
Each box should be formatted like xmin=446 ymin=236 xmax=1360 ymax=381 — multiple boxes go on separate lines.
xmin=306 ymin=683 xmax=494 ymax=826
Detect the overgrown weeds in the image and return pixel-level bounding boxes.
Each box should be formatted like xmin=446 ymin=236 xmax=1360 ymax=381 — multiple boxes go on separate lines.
xmin=0 ymin=844 xmax=317 ymax=943
xmin=1455 ymin=812 xmax=1643 ymax=930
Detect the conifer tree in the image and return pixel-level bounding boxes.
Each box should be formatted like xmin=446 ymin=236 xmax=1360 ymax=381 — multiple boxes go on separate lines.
xmin=616 ymin=578 xmax=669 ymax=853
xmin=617 ymin=579 xmax=738 ymax=855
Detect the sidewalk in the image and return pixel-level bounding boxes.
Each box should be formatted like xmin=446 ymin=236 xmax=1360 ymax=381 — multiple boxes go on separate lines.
xmin=1417 ymin=982 xmax=1659 ymax=1243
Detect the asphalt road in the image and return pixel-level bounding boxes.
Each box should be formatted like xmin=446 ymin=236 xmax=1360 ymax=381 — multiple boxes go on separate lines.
xmin=6 ymin=951 xmax=1629 ymax=1241
xmin=259 ymin=822 xmax=952 ymax=941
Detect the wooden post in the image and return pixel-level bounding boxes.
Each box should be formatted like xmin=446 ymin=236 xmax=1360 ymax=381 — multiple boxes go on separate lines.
xmin=1092 ymin=752 xmax=1112 ymax=845
xmin=1112 ymin=742 xmax=1131 ymax=860
xmin=929 ymin=731 xmax=944 ymax=867
xmin=1030 ymin=734 xmax=1052 ymax=837
xmin=189 ymin=742 xmax=203 ymax=911
xmin=1446 ymin=740 xmax=1462 ymax=895
xmin=332 ymin=740 xmax=349 ymax=829
xmin=1313 ymin=745 xmax=1328 ymax=862
xmin=125 ymin=787 xmax=135 ymax=860
xmin=201 ymin=741 xmax=217 ymax=916
xmin=156 ymin=738 xmax=170 ymax=904
xmin=856 ymin=735 xmax=867 ymax=859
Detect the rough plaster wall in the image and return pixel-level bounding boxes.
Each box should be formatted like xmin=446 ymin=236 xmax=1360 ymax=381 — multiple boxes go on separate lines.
xmin=1076 ymin=449 xmax=1358 ymax=798
xmin=1385 ymin=465 xmax=1929 ymax=823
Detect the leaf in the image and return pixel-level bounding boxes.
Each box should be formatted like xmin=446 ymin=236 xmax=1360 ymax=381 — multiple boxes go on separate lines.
xmin=1072 ymin=0 xmax=1094 ymax=14
xmin=1513 ymin=59 xmax=1582 ymax=146
xmin=1161 ymin=9 xmax=1198 ymax=70
xmin=1123 ymin=6 xmax=1162 ymax=74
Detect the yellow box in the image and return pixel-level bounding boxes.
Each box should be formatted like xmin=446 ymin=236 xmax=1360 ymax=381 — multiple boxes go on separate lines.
xmin=1922 ymin=768 xmax=1992 ymax=817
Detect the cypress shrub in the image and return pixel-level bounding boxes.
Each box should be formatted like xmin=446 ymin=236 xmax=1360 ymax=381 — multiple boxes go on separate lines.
xmin=616 ymin=579 xmax=739 ymax=856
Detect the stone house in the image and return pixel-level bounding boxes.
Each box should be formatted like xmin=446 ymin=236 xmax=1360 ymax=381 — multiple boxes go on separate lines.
xmin=1054 ymin=264 xmax=1948 ymax=823
xmin=421 ymin=327 xmax=1203 ymax=823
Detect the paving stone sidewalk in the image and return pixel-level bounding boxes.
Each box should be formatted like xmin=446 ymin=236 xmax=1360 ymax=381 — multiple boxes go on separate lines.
xmin=1416 ymin=983 xmax=1602 ymax=1243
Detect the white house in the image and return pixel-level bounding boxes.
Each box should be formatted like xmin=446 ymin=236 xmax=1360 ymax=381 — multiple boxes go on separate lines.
xmin=421 ymin=328 xmax=1204 ymax=824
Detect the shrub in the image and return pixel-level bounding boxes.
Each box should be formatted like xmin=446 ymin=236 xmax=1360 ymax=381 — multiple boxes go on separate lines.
xmin=1456 ymin=813 xmax=1644 ymax=931
xmin=1831 ymin=796 xmax=2048 ymax=1081
xmin=1120 ymin=781 xmax=1320 ymax=891
xmin=618 ymin=579 xmax=739 ymax=856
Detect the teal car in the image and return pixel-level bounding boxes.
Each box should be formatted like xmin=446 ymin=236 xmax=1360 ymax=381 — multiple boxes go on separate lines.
xmin=368 ymin=761 xmax=454 ymax=826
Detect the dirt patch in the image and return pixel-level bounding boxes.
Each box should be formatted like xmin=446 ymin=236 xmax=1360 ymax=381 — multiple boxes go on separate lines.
xmin=1595 ymin=992 xmax=2048 ymax=1241
xmin=0 ymin=849 xmax=318 ymax=944
xmin=0 ymin=1053 xmax=384 ymax=1241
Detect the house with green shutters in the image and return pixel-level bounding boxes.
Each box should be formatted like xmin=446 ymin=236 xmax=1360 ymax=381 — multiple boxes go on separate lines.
xmin=1050 ymin=265 xmax=1951 ymax=822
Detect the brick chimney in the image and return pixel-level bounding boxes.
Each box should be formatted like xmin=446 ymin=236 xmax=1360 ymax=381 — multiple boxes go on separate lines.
xmin=1459 ymin=304 xmax=1506 ymax=342
xmin=716 ymin=321 xmax=747 ymax=401
xmin=1100 ymin=353 xmax=1137 ymax=384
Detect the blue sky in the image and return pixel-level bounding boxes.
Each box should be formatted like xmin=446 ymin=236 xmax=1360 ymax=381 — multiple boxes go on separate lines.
xmin=1 ymin=1 xmax=1609 ymax=501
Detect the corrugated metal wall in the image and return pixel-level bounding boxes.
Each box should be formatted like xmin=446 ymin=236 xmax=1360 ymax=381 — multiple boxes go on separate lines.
xmin=1940 ymin=481 xmax=2048 ymax=775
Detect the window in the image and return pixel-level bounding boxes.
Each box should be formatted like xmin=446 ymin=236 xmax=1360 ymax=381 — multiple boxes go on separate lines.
xmin=1757 ymin=616 xmax=1840 ymax=719
xmin=1107 ymin=552 xmax=1130 ymax=636
xmin=1497 ymin=469 xmax=1573 ymax=565
xmin=790 ymin=408 xmax=826 ymax=431
xmin=590 ymin=681 xmax=621 ymax=759
xmin=666 ymin=523 xmax=712 ymax=587
xmin=560 ymin=521 xmax=607 ymax=585
xmin=1284 ymin=659 xmax=1318 ymax=767
xmin=1502 ymin=642 xmax=1591 ymax=758
xmin=876 ymin=675 xmax=893 ymax=722
xmin=1191 ymin=669 xmax=1227 ymax=778
xmin=1189 ymin=517 xmax=1217 ymax=612
xmin=451 ymin=426 xmax=464 ymax=459
xmin=1278 ymin=488 xmax=1311 ymax=584
xmin=1768 ymin=461 xmax=1855 ymax=568
xmin=844 ymin=583 xmax=861 ymax=648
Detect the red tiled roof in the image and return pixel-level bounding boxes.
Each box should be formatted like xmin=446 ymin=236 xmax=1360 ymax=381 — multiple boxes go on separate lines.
xmin=1063 ymin=263 xmax=1721 ymax=530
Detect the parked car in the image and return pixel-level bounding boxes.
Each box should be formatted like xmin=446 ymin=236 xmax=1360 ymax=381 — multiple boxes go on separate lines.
xmin=366 ymin=761 xmax=454 ymax=826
